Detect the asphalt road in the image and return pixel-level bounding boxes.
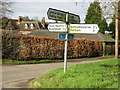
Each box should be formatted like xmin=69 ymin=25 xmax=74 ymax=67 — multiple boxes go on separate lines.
xmin=2 ymin=59 xmax=108 ymax=88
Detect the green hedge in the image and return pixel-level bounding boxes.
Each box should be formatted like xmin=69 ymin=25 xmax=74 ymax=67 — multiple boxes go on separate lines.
xmin=2 ymin=31 xmax=103 ymax=60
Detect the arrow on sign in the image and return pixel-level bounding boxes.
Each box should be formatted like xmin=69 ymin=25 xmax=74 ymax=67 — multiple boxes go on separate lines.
xmin=69 ymin=24 xmax=99 ymax=34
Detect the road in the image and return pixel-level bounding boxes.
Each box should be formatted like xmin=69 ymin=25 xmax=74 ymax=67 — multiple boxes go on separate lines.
xmin=2 ymin=58 xmax=108 ymax=88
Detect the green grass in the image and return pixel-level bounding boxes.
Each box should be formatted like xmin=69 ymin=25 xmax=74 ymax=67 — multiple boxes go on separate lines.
xmin=2 ymin=55 xmax=114 ymax=64
xmin=2 ymin=59 xmax=63 ymax=64
xmin=29 ymin=58 xmax=119 ymax=88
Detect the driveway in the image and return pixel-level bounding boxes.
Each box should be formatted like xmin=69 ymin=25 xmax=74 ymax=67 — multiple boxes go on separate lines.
xmin=2 ymin=58 xmax=109 ymax=88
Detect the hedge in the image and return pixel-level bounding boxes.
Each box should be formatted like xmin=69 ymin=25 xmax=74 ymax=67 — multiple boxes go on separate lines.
xmin=2 ymin=31 xmax=103 ymax=60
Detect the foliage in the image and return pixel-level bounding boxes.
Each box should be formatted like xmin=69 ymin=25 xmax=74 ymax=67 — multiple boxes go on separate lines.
xmin=85 ymin=2 xmax=102 ymax=24
xmin=0 ymin=17 xmax=8 ymax=29
xmin=2 ymin=59 xmax=61 ymax=64
xmin=2 ymin=55 xmax=114 ymax=64
xmin=85 ymin=2 xmax=108 ymax=34
xmin=108 ymin=16 xmax=115 ymax=38
xmin=29 ymin=59 xmax=119 ymax=88
xmin=2 ymin=30 xmax=102 ymax=60
xmin=108 ymin=2 xmax=120 ymax=40
xmin=21 ymin=16 xmax=30 ymax=21
xmin=108 ymin=18 xmax=120 ymax=40
xmin=98 ymin=18 xmax=108 ymax=34
xmin=31 ymin=16 xmax=40 ymax=21
xmin=101 ymin=1 xmax=120 ymax=40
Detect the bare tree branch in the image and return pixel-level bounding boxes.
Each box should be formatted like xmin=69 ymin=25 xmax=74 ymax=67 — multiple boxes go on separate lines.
xmin=0 ymin=0 xmax=14 ymax=18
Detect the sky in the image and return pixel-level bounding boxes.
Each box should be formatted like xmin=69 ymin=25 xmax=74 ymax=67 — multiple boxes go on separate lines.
xmin=11 ymin=1 xmax=93 ymax=23
xmin=10 ymin=0 xmax=116 ymax=23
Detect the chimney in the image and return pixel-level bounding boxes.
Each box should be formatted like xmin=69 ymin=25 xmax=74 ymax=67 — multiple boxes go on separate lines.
xmin=41 ymin=17 xmax=45 ymax=28
xmin=18 ymin=16 xmax=22 ymax=22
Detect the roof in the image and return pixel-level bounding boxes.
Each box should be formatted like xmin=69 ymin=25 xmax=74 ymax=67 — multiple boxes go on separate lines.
xmin=5 ymin=19 xmax=19 ymax=29
xmin=18 ymin=21 xmax=41 ymax=30
xmin=28 ymin=30 xmax=58 ymax=37
xmin=3 ymin=18 xmax=48 ymax=30
xmin=74 ymin=32 xmax=115 ymax=42
xmin=28 ymin=30 xmax=115 ymax=42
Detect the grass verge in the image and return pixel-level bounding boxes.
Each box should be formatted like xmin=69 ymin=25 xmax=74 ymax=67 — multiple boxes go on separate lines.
xmin=29 ymin=58 xmax=119 ymax=88
xmin=2 ymin=55 xmax=114 ymax=65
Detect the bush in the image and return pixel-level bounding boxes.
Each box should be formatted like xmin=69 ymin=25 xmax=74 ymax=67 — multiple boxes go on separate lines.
xmin=2 ymin=30 xmax=103 ymax=60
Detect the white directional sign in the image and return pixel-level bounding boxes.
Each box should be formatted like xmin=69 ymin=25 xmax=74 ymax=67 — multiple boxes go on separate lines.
xmin=69 ymin=24 xmax=99 ymax=34
xmin=48 ymin=23 xmax=67 ymax=32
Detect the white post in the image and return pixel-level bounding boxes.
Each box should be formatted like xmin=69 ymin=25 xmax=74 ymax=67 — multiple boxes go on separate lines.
xmin=64 ymin=12 xmax=69 ymax=73
xmin=64 ymin=34 xmax=68 ymax=73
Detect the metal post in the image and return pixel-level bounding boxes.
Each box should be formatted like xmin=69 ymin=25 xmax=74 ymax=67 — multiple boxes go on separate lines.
xmin=64 ymin=12 xmax=69 ymax=73
xmin=64 ymin=34 xmax=68 ymax=73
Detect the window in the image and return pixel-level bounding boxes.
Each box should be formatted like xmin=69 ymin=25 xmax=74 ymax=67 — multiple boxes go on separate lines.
xmin=25 ymin=23 xmax=28 ymax=29
xmin=8 ymin=21 xmax=12 ymax=26
xmin=30 ymin=23 xmax=34 ymax=29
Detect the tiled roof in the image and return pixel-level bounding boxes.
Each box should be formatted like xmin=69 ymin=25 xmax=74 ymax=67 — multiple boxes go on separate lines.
xmin=28 ymin=30 xmax=58 ymax=37
xmin=18 ymin=21 xmax=41 ymax=30
xmin=3 ymin=18 xmax=48 ymax=30
xmin=5 ymin=19 xmax=19 ymax=29
xmin=74 ymin=32 xmax=115 ymax=42
xmin=28 ymin=30 xmax=115 ymax=42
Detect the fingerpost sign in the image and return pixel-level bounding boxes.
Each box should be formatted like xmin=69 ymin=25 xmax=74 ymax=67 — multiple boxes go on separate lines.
xmin=47 ymin=8 xmax=99 ymax=73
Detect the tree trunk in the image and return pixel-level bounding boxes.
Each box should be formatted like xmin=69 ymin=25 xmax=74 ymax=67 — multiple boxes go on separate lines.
xmin=115 ymin=2 xmax=119 ymax=59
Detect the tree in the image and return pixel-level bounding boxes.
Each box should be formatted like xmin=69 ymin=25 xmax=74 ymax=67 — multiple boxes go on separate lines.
xmin=0 ymin=0 xmax=13 ymax=29
xmin=85 ymin=2 xmax=102 ymax=24
xmin=84 ymin=1 xmax=108 ymax=34
xmin=99 ymin=18 xmax=108 ymax=34
xmin=21 ymin=16 xmax=30 ymax=21
xmin=108 ymin=2 xmax=120 ymax=40
xmin=103 ymin=1 xmax=119 ymax=59
xmin=0 ymin=0 xmax=13 ymax=18
xmin=108 ymin=16 xmax=115 ymax=38
xmin=114 ymin=2 xmax=119 ymax=59
xmin=31 ymin=16 xmax=39 ymax=21
xmin=75 ymin=0 xmax=119 ymax=59
xmin=0 ymin=17 xmax=8 ymax=29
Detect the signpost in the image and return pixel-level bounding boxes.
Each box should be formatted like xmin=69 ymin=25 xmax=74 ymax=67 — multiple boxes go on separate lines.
xmin=69 ymin=24 xmax=99 ymax=34
xmin=47 ymin=8 xmax=80 ymax=24
xmin=64 ymin=13 xmax=69 ymax=73
xmin=47 ymin=8 xmax=99 ymax=73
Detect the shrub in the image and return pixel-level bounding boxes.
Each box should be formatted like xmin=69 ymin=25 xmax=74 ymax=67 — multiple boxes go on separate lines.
xmin=2 ymin=30 xmax=103 ymax=60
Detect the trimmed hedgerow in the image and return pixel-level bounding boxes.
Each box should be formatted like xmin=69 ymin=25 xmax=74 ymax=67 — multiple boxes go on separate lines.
xmin=2 ymin=31 xmax=102 ymax=60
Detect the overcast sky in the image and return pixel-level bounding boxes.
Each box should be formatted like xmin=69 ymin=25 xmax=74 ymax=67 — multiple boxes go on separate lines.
xmin=10 ymin=0 xmax=116 ymax=23
xmin=11 ymin=1 xmax=94 ymax=23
